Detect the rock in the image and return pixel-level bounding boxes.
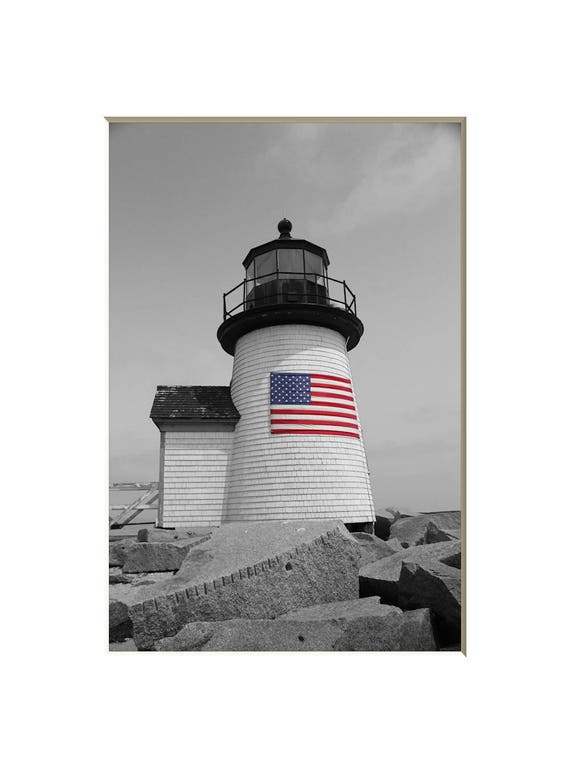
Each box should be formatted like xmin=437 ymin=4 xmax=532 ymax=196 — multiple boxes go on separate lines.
xmin=109 ymin=600 xmax=132 ymax=642
xmin=398 ymin=559 xmax=461 ymax=644
xmin=109 ymin=572 xmax=177 ymax=605
xmin=109 ymin=531 xmax=210 ymax=569
xmin=374 ymin=509 xmax=397 ymax=539
xmin=400 ymin=609 xmax=437 ymax=651
xmin=281 ymin=596 xmax=436 ymax=651
xmin=128 ymin=520 xmax=361 ymax=650
xmin=137 ymin=527 xmax=210 ymax=543
xmin=109 ymin=574 xmax=133 ymax=585
xmin=439 ymin=551 xmax=461 ymax=569
xmin=424 ymin=511 xmax=461 ymax=535
xmin=109 ymin=539 xmax=135 ymax=568
xmin=153 ymin=603 xmax=436 ymax=651
xmin=154 ymin=619 xmax=344 ymax=651
xmin=333 ymin=608 xmax=436 ymax=651
xmin=359 ymin=540 xmax=461 ymax=604
xmin=349 ymin=532 xmax=396 ymax=567
xmin=389 ymin=516 xmax=430 ymax=548
xmin=386 ymin=506 xmax=421 ymax=520
xmin=425 ymin=522 xmax=461 ymax=544
xmin=117 ymin=534 xmax=211 ymax=573
xmin=424 ymin=510 xmax=461 ymax=520
xmin=389 ymin=511 xmax=461 ymax=548
xmin=386 ymin=538 xmax=406 ymax=551
xmin=279 ymin=596 xmax=399 ymax=623
xmin=121 ymin=542 xmax=194 ymax=573
xmin=109 ymin=638 xmax=138 ymax=651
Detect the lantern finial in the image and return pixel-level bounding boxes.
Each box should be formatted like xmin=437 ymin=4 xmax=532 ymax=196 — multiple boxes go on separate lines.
xmin=277 ymin=218 xmax=292 ymax=239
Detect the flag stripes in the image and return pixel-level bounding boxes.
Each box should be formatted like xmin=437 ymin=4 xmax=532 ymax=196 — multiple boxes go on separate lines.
xmin=269 ymin=372 xmax=360 ymax=439
xmin=271 ymin=428 xmax=361 ymax=439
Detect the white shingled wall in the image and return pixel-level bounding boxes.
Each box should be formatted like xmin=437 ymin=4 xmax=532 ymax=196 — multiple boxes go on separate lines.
xmin=160 ymin=429 xmax=233 ymax=528
xmin=224 ymin=324 xmax=375 ymax=523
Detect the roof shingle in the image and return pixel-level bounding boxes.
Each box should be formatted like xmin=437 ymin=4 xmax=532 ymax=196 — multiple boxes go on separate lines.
xmin=150 ymin=385 xmax=239 ymax=425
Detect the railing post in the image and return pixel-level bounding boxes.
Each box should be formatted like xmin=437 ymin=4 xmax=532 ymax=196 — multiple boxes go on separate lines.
xmin=223 ymin=292 xmax=227 ymax=319
xmin=343 ymin=281 xmax=347 ymax=310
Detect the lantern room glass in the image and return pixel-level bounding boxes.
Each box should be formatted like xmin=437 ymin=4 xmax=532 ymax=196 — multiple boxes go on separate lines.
xmin=277 ymin=248 xmax=304 ymax=279
xmin=304 ymin=251 xmax=326 ymax=285
xmin=254 ymin=250 xmax=277 ymax=285
xmin=243 ymin=247 xmax=330 ymax=311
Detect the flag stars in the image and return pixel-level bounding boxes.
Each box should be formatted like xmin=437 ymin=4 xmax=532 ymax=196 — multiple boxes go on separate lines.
xmin=270 ymin=372 xmax=311 ymax=405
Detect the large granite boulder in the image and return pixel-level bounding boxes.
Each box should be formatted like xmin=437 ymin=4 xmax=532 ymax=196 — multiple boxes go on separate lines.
xmin=109 ymin=600 xmax=132 ymax=642
xmin=279 ymin=596 xmax=399 ymax=623
xmin=359 ymin=540 xmax=461 ymax=604
xmin=398 ymin=559 xmax=461 ymax=644
xmin=333 ymin=608 xmax=435 ymax=651
xmin=109 ymin=572 xmax=177 ymax=608
xmin=112 ymin=534 xmax=211 ymax=573
xmin=154 ymin=619 xmax=344 ymax=651
xmin=425 ymin=522 xmax=461 ymax=544
xmin=122 ymin=542 xmax=195 ymax=573
xmin=127 ymin=520 xmax=361 ymax=650
xmin=390 ymin=511 xmax=461 ymax=548
xmin=281 ymin=596 xmax=436 ymax=651
xmin=386 ymin=538 xmax=406 ymax=552
xmin=152 ymin=599 xmax=436 ymax=651
xmin=399 ymin=609 xmax=438 ymax=651
xmin=137 ymin=527 xmax=211 ymax=543
xmin=349 ymin=532 xmax=396 ymax=567
xmin=109 ymin=573 xmax=133 ymax=585
xmin=109 ymin=539 xmax=135 ymax=568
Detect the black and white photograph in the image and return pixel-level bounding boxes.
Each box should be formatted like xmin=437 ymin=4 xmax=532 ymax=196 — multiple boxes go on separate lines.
xmin=109 ymin=119 xmax=463 ymax=651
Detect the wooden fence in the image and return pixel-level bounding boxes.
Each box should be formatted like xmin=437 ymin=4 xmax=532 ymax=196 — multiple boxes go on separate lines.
xmin=109 ymin=482 xmax=159 ymax=529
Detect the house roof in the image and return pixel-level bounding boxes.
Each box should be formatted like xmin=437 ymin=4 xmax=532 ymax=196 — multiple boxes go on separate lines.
xmin=150 ymin=385 xmax=239 ymax=425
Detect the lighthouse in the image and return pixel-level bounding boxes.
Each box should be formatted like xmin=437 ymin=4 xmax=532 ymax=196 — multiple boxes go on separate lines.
xmin=151 ymin=219 xmax=375 ymax=531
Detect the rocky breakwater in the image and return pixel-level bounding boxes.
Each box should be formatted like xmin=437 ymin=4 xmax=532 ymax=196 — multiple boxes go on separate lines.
xmin=362 ymin=508 xmax=462 ymax=647
xmin=124 ymin=520 xmax=361 ymax=650
xmin=153 ymin=597 xmax=436 ymax=651
xmin=109 ymin=509 xmax=462 ymax=651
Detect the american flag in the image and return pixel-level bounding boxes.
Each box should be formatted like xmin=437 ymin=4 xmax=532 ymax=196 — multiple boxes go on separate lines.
xmin=269 ymin=372 xmax=360 ymax=439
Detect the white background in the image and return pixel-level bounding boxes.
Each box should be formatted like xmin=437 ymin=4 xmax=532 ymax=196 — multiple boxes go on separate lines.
xmin=2 ymin=2 xmax=568 ymax=773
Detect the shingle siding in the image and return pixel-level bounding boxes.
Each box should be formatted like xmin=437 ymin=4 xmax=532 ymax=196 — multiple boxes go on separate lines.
xmin=224 ymin=324 xmax=375 ymax=523
xmin=159 ymin=430 xmax=233 ymax=528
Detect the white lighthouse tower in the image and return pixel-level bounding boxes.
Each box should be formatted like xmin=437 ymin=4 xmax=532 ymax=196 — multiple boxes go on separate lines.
xmin=217 ymin=219 xmax=375 ymax=530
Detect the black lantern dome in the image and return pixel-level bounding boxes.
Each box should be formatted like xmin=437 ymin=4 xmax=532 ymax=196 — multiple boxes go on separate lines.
xmin=217 ymin=220 xmax=364 ymax=355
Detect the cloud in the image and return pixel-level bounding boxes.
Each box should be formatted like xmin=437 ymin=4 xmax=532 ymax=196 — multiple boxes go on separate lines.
xmin=254 ymin=122 xmax=329 ymax=183
xmin=308 ymin=124 xmax=460 ymax=237
xmin=252 ymin=122 xmax=460 ymax=238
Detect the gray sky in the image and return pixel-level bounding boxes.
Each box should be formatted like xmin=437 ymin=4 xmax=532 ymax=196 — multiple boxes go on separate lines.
xmin=110 ymin=121 xmax=461 ymax=511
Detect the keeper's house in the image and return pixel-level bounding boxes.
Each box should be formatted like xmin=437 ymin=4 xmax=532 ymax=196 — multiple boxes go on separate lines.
xmin=150 ymin=386 xmax=239 ymax=529
xmin=150 ymin=220 xmax=376 ymax=532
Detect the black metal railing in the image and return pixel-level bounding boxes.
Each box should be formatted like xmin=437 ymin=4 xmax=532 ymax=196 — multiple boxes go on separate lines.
xmin=222 ymin=271 xmax=357 ymax=320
